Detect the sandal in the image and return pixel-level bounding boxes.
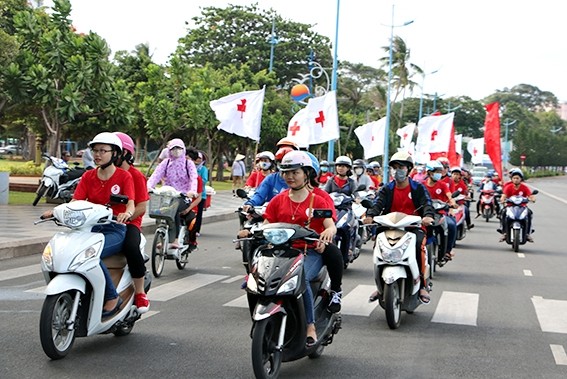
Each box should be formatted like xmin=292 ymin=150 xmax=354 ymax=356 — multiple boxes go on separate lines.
xmin=306 ymin=336 xmax=316 ymax=347
xmin=419 ymin=289 xmax=431 ymax=305
xmin=368 ymin=291 xmax=380 ymax=303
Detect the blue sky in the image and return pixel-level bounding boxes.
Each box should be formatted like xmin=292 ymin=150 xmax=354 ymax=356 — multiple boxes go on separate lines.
xmin=59 ymin=0 xmax=567 ymax=102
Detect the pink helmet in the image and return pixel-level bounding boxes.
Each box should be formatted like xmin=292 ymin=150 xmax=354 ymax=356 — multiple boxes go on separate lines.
xmin=114 ymin=132 xmax=135 ymax=155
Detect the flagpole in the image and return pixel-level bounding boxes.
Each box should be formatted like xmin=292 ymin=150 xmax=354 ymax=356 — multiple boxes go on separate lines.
xmin=327 ymin=0 xmax=340 ymax=163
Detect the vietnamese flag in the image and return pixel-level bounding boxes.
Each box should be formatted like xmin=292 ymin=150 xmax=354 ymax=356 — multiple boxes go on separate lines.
xmin=484 ymin=102 xmax=502 ymax=178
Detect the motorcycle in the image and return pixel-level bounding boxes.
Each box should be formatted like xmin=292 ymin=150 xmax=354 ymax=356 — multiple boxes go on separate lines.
xmin=427 ymin=199 xmax=450 ymax=275
xmin=35 ymin=197 xmax=151 ymax=360
xmin=502 ymin=190 xmax=538 ymax=252
xmin=148 ymin=186 xmax=193 ymax=277
xmin=33 ymin=154 xmax=85 ymax=206
xmin=367 ymin=211 xmax=427 ymax=329
xmin=353 ymin=189 xmax=376 ymax=246
xmin=451 ymin=193 xmax=468 ymax=241
xmin=479 ymin=189 xmax=497 ymax=222
xmin=242 ymin=221 xmax=342 ymax=379
xmin=329 ymin=192 xmax=360 ymax=269
xmin=235 ymin=188 xmax=266 ymax=274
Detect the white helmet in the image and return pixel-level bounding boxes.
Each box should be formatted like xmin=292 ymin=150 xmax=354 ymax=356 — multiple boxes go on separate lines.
xmin=279 ymin=150 xmax=315 ymax=171
xmin=425 ymin=160 xmax=443 ymax=172
xmin=334 ymin=155 xmax=352 ymax=167
xmin=256 ymin=151 xmax=276 ymax=161
xmin=88 ymin=132 xmax=122 ymax=153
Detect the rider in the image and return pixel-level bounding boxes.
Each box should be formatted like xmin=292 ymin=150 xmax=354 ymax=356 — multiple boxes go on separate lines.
xmin=363 ymin=151 xmax=434 ymax=304
xmin=477 ymin=173 xmax=499 ymax=216
xmin=323 ymin=155 xmax=356 ymax=195
xmin=450 ymin=167 xmax=474 ymax=230
xmin=183 ymin=148 xmax=204 ymax=251
xmin=436 ymin=156 xmax=455 ymax=192
xmin=366 ymin=161 xmax=382 ymax=189
xmin=498 ymin=168 xmax=536 ymax=242
xmin=42 ymin=132 xmax=136 ymax=317
xmin=147 ymin=138 xmax=198 ymax=249
xmin=245 ymin=151 xmax=275 ymax=189
xmin=317 ymin=160 xmax=334 ymax=185
xmin=423 ymin=160 xmax=458 ymax=261
xmin=248 ymin=150 xmax=336 ymax=347
xmin=113 ymin=132 xmax=151 ymax=313
xmin=351 ymin=158 xmax=373 ymax=191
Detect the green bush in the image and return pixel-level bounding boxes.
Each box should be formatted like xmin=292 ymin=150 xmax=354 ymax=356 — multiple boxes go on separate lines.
xmin=8 ymin=161 xmax=43 ymax=176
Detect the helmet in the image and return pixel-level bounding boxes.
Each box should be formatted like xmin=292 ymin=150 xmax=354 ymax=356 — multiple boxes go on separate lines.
xmin=276 ymin=137 xmax=300 ymax=150
xmin=114 ymin=132 xmax=135 ymax=155
xmin=426 ymin=160 xmax=443 ymax=172
xmin=509 ymin=168 xmax=524 ymax=179
xmin=369 ymin=161 xmax=381 ymax=169
xmin=279 ymin=150 xmax=315 ymax=172
xmin=334 ymin=155 xmax=352 ymax=167
xmin=88 ymin=132 xmax=122 ymax=153
xmin=352 ymin=159 xmax=366 ymax=168
xmin=167 ymin=138 xmax=185 ymax=150
xmin=304 ymin=151 xmax=320 ymax=174
xmin=256 ymin=151 xmax=275 ymax=161
xmin=320 ymin=160 xmax=329 ymax=167
xmin=275 ymin=146 xmax=295 ymax=161
xmin=450 ymin=166 xmax=462 ymax=174
xmin=389 ymin=151 xmax=414 ymax=170
xmin=436 ymin=156 xmax=450 ymax=168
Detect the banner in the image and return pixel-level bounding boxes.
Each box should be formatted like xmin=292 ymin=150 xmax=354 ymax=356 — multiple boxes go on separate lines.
xmin=354 ymin=117 xmax=386 ymax=159
xmin=484 ymin=102 xmax=502 ymax=178
xmin=415 ymin=112 xmax=455 ymax=154
xmin=396 ymin=123 xmax=416 ymax=149
xmin=304 ymin=91 xmax=340 ymax=144
xmin=286 ymin=108 xmax=310 ymax=148
xmin=467 ymin=137 xmax=484 ymax=165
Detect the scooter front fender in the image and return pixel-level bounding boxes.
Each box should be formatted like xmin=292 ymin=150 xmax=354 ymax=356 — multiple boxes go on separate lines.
xmin=381 ymin=266 xmax=407 ymax=285
xmin=252 ymin=301 xmax=288 ymax=321
xmin=44 ymin=274 xmax=86 ymax=295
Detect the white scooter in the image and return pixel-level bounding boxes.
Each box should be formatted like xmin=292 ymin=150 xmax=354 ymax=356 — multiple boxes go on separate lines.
xmin=369 ymin=211 xmax=427 ymax=329
xmin=33 ymin=154 xmax=85 ymax=206
xmin=36 ymin=197 xmax=151 ymax=360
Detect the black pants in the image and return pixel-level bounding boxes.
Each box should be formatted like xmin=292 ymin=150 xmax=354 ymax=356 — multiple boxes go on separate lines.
xmin=194 ymin=200 xmax=205 ymax=233
xmin=322 ymin=243 xmax=343 ymax=292
xmin=123 ymin=224 xmax=146 ymax=279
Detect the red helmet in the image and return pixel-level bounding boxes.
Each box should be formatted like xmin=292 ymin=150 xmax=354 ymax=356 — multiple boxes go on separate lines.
xmin=275 ymin=146 xmax=295 ymax=161
xmin=114 ymin=132 xmax=135 ymax=155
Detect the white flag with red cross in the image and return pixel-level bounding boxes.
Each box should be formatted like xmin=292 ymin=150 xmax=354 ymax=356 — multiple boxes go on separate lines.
xmin=415 ymin=112 xmax=454 ymax=153
xmin=304 ymin=91 xmax=340 ymax=145
xmin=354 ymin=117 xmax=386 ymax=159
xmin=210 ymin=87 xmax=265 ymax=141
xmin=286 ymin=107 xmax=310 ymax=148
xmin=467 ymin=137 xmax=484 ymax=164
xmin=396 ymin=123 xmax=416 ymax=149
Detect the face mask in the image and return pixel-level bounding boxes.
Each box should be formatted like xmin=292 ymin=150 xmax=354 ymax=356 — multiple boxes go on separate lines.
xmin=392 ymin=168 xmax=407 ymax=182
xmin=354 ymin=168 xmax=364 ymax=176
xmin=432 ymin=173 xmax=442 ymax=181
xmin=321 ymin=166 xmax=328 ymax=173
xmin=171 ymin=149 xmax=183 ymax=158
xmin=259 ymin=161 xmax=271 ymax=170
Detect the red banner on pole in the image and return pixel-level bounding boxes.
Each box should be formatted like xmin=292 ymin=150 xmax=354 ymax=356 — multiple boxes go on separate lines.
xmin=484 ymin=102 xmax=502 ymax=179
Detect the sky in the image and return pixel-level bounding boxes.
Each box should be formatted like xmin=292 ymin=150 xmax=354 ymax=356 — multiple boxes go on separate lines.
xmin=52 ymin=0 xmax=567 ymax=102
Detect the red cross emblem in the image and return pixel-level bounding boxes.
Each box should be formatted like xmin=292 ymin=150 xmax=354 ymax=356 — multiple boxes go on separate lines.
xmin=237 ymin=99 xmax=247 ymax=118
xmin=431 ymin=130 xmax=438 ymax=141
xmin=315 ymin=111 xmax=325 ymax=128
xmin=473 ymin=147 xmax=478 ymax=156
xmin=289 ymin=121 xmax=301 ymax=136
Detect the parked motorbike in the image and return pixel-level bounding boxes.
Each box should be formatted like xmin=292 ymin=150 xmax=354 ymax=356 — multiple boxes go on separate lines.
xmin=329 ymin=192 xmax=360 ymax=269
xmin=235 ymin=188 xmax=266 ymax=274
xmin=35 ymin=197 xmax=151 ymax=360
xmin=33 ymin=154 xmax=85 ymax=206
xmin=502 ymin=190 xmax=538 ymax=252
xmin=148 ymin=186 xmax=193 ymax=277
xmin=242 ymin=221 xmax=342 ymax=379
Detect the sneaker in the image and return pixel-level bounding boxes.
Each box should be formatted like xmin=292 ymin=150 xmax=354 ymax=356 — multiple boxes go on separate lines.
xmin=189 ymin=243 xmax=198 ymax=252
xmin=527 ymin=235 xmax=534 ymax=243
xmin=499 ymin=234 xmax=506 ymax=242
xmin=134 ymin=293 xmax=150 ymax=314
xmin=328 ymin=290 xmax=342 ymax=313
xmin=467 ymin=223 xmax=475 ymax=230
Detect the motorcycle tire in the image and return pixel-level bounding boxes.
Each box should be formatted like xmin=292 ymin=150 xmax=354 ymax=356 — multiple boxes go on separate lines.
xmin=176 ymin=251 xmax=188 ymax=270
xmin=151 ymin=231 xmax=167 ymax=278
xmin=512 ymin=229 xmax=520 ymax=252
xmin=426 ymin=244 xmax=435 ymax=279
xmin=384 ymin=281 xmax=402 ymax=330
xmin=251 ymin=316 xmax=283 ymax=379
xmin=33 ymin=184 xmax=48 ymax=206
xmin=484 ymin=208 xmax=491 ymax=222
xmin=39 ymin=292 xmax=76 ymax=360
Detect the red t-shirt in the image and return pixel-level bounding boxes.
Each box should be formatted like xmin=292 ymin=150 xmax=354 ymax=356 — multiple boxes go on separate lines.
xmin=188 ymin=176 xmax=205 ymax=214
xmin=318 ymin=172 xmax=333 ymax=185
xmin=391 ymin=185 xmax=417 ymax=215
xmin=128 ymin=166 xmax=150 ymax=230
xmin=313 ymin=186 xmax=337 ymax=221
xmin=245 ymin=171 xmax=268 ymax=188
xmin=264 ymin=190 xmax=329 ymax=248
xmin=441 ymin=175 xmax=455 ymax=192
xmin=503 ymin=182 xmax=532 ymax=198
xmin=369 ymin=175 xmax=381 ymax=189
xmin=333 ymin=176 xmax=348 ymax=188
xmin=452 ymin=179 xmax=468 ymax=196
xmin=73 ymin=168 xmax=135 ymax=216
xmin=424 ymin=180 xmax=451 ymax=202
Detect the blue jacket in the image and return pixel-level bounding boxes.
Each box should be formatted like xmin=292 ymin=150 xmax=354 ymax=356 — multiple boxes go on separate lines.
xmin=245 ymin=172 xmax=287 ymax=206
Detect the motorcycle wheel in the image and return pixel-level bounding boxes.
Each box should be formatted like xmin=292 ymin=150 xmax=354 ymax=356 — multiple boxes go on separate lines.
xmin=151 ymin=231 xmax=167 ymax=278
xmin=512 ymin=229 xmax=520 ymax=252
xmin=426 ymin=244 xmax=435 ymax=279
xmin=176 ymin=251 xmax=188 ymax=270
xmin=39 ymin=292 xmax=76 ymax=360
xmin=33 ymin=184 xmax=48 ymax=206
xmin=384 ymin=281 xmax=402 ymax=330
xmin=484 ymin=208 xmax=491 ymax=222
xmin=251 ymin=316 xmax=283 ymax=379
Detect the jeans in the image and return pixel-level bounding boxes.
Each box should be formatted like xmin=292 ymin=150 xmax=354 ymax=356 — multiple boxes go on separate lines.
xmin=92 ymin=223 xmax=126 ymax=301
xmin=446 ymin=215 xmax=457 ymax=254
xmin=303 ymin=249 xmax=323 ymax=325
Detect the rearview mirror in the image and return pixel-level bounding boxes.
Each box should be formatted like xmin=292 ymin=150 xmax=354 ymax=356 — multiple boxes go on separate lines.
xmin=109 ymin=194 xmax=129 ymax=204
xmin=312 ymin=209 xmax=333 ymax=219
xmin=361 ymin=199 xmax=374 ymax=209
xmin=236 ymin=188 xmax=249 ymax=199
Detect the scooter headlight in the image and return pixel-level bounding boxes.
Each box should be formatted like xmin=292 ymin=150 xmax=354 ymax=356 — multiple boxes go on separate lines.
xmin=263 ymin=228 xmax=295 ymax=245
xmin=378 ymin=237 xmax=411 ymax=263
xmin=41 ymin=243 xmax=53 ymax=271
xmin=63 ymin=209 xmax=87 ymax=228
xmin=276 ymin=276 xmax=298 ymax=295
xmin=68 ymin=241 xmax=102 ymax=271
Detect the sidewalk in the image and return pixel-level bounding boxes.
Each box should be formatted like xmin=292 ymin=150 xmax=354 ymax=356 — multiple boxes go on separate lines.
xmin=0 ymin=185 xmax=244 ymax=260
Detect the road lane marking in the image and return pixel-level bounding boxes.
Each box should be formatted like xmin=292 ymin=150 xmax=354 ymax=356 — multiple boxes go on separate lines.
xmin=222 ymin=275 xmax=245 ymax=284
xmin=0 ymin=264 xmax=41 ymax=282
xmin=523 ymin=270 xmax=533 ymax=276
xmin=25 ymin=286 xmax=45 ymax=294
xmin=149 ymin=274 xmax=228 ymax=302
xmin=140 ymin=310 xmax=160 ymax=321
xmin=530 ymin=186 xmax=567 ymax=205
xmin=517 ymin=253 xmax=525 ymax=258
xmin=550 ymin=345 xmax=567 ymax=365
xmin=532 ymin=296 xmax=567 ymax=334
xmin=431 ymin=291 xmax=479 ymax=326
xmin=224 ymin=294 xmax=248 ymax=308
xmin=341 ymin=284 xmax=379 ymax=317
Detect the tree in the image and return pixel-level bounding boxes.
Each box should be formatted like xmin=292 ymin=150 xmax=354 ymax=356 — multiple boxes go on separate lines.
xmin=4 ymin=0 xmax=132 ymax=156
xmin=484 ymin=84 xmax=558 ymax=113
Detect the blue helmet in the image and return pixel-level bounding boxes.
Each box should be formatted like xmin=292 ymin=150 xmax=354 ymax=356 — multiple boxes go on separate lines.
xmin=304 ymin=151 xmax=320 ymax=175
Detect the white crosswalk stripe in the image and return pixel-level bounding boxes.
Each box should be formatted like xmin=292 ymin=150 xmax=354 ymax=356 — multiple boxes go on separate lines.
xmin=224 ymin=294 xmax=248 ymax=308
xmin=532 ymin=296 xmax=567 ymax=334
xmin=149 ymin=273 xmax=229 ymax=302
xmin=0 ymin=264 xmax=41 ymax=282
xmin=340 ymin=284 xmax=378 ymax=316
xmin=431 ymin=291 xmax=479 ymax=326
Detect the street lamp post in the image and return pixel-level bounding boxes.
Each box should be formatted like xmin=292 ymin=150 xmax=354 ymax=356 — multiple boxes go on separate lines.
xmin=327 ymin=0 xmax=340 ymax=163
xmin=502 ymin=118 xmax=517 ymax=169
xmin=268 ymin=18 xmax=277 ymax=73
xmin=383 ymin=4 xmax=413 ymax=169
xmin=418 ymin=69 xmax=439 ymax=121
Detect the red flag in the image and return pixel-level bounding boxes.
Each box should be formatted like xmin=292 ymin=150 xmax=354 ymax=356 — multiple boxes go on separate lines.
xmin=484 ymin=102 xmax=502 ymax=178
xmin=447 ymin=124 xmax=458 ymax=167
